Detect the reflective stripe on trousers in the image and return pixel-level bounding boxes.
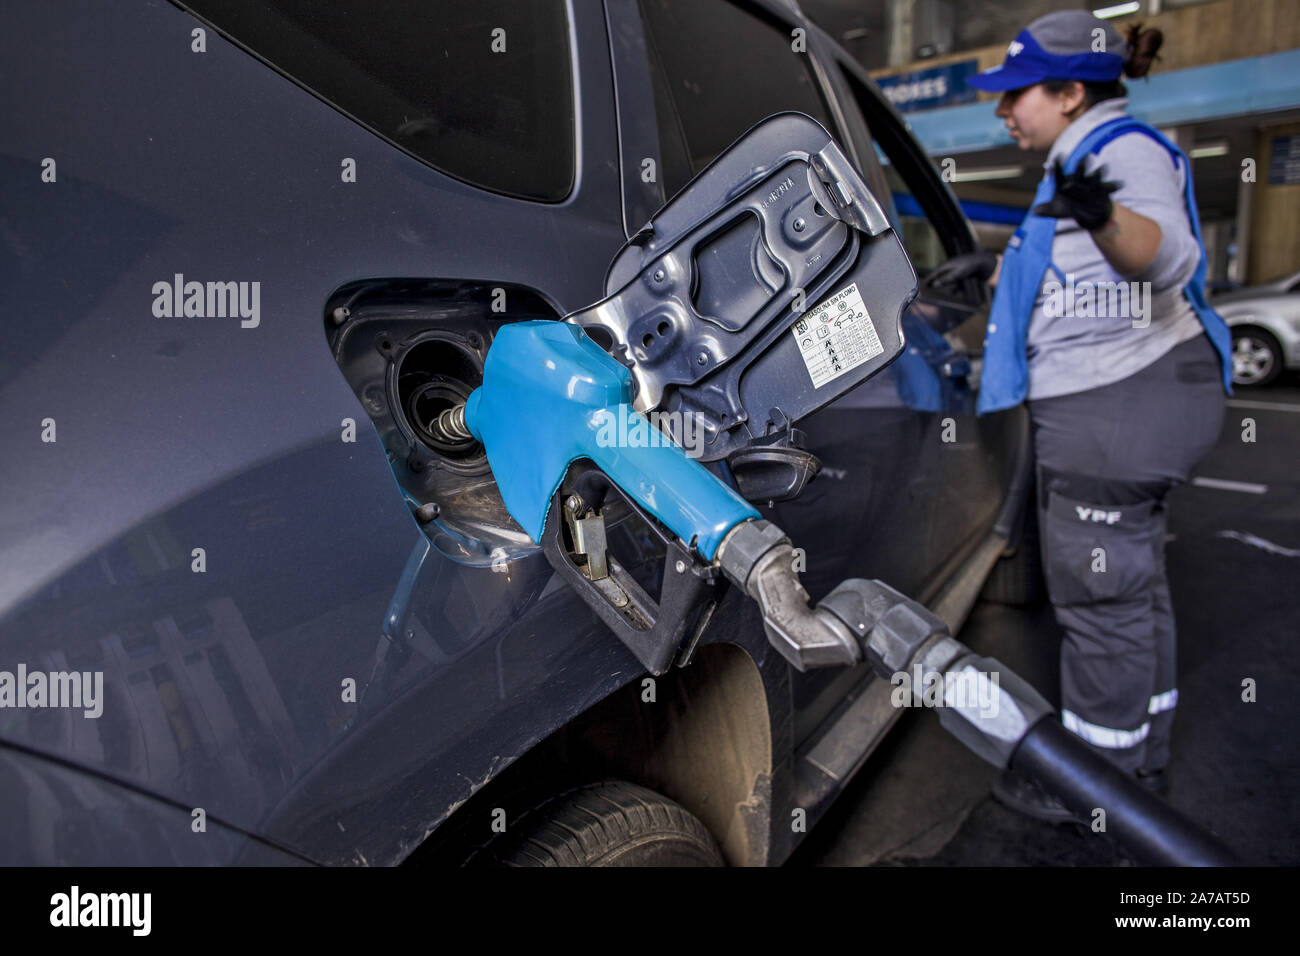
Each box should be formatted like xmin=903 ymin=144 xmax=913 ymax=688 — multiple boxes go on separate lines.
xmin=1061 ymin=688 xmax=1177 ymax=750
xmin=1148 ymin=688 xmax=1178 ymax=715
xmin=1062 ymin=709 xmax=1150 ymax=749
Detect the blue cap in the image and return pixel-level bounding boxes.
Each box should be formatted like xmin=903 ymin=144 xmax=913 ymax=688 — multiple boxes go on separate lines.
xmin=968 ymin=11 xmax=1126 ymax=92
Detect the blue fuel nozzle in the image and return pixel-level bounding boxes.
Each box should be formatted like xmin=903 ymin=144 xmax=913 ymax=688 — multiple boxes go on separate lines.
xmin=464 ymin=321 xmax=759 ymax=561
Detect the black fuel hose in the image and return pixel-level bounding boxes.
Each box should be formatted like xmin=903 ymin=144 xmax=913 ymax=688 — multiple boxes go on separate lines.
xmin=1012 ymin=716 xmax=1240 ymax=866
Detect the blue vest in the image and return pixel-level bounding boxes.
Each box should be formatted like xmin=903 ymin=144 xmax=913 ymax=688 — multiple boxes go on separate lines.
xmin=976 ymin=116 xmax=1234 ymax=416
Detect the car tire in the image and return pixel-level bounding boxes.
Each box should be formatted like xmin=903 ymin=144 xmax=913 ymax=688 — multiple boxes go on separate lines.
xmin=467 ymin=780 xmax=725 ymax=867
xmin=980 ymin=500 xmax=1045 ymax=606
xmin=1231 ymin=327 xmax=1284 ymax=387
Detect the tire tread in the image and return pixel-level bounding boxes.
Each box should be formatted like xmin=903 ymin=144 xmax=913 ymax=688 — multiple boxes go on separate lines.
xmin=468 ymin=780 xmax=723 ymax=867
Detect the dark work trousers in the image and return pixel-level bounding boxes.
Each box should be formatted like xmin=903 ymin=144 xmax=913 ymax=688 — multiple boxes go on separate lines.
xmin=1027 ymin=333 xmax=1225 ymax=774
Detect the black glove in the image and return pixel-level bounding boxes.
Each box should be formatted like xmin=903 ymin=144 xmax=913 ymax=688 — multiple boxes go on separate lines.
xmin=926 ymin=249 xmax=999 ymax=288
xmin=1032 ymin=158 xmax=1122 ymax=231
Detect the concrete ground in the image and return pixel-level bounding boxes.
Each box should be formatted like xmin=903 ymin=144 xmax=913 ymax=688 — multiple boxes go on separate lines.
xmin=791 ymin=376 xmax=1300 ymax=867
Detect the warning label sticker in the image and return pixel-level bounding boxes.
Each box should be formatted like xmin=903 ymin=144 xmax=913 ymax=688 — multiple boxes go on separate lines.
xmin=791 ymin=282 xmax=884 ymax=388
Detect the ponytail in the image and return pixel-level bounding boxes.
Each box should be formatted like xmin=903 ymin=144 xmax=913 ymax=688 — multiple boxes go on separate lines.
xmin=1042 ymin=22 xmax=1165 ymax=110
xmin=1122 ymin=22 xmax=1163 ymax=79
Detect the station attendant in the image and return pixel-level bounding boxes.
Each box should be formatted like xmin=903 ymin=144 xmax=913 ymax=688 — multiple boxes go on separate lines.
xmin=929 ymin=11 xmax=1234 ymax=820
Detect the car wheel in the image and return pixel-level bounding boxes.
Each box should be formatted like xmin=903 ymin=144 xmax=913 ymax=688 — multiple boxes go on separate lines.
xmin=467 ymin=780 xmax=725 ymax=867
xmin=1231 ymin=327 xmax=1283 ymax=386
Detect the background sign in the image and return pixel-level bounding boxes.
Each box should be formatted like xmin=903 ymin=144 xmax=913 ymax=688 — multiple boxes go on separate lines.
xmin=1268 ymin=134 xmax=1300 ymax=185
xmin=876 ymin=59 xmax=980 ymax=113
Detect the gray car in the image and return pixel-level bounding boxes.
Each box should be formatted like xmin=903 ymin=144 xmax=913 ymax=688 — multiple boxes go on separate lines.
xmin=0 ymin=0 xmax=1031 ymax=866
xmin=1213 ymin=268 xmax=1300 ymax=386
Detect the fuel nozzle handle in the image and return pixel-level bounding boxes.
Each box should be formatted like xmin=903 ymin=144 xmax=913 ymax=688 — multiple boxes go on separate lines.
xmin=464 ymin=321 xmax=759 ymax=561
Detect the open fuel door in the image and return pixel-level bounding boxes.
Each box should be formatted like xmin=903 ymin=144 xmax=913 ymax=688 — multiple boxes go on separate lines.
xmin=567 ymin=111 xmax=917 ymax=500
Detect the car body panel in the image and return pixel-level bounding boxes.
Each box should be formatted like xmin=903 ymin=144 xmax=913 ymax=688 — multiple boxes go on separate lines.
xmin=0 ymin=0 xmax=1018 ymax=864
xmin=1 ymin=0 xmax=638 ymax=865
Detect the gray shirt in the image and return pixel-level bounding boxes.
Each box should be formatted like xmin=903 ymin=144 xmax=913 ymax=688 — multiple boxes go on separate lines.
xmin=1023 ymin=98 xmax=1205 ymax=401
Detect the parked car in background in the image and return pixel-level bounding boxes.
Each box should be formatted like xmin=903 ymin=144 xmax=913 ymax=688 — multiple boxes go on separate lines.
xmin=0 ymin=0 xmax=1026 ymax=866
xmin=1213 ymin=268 xmax=1300 ymax=386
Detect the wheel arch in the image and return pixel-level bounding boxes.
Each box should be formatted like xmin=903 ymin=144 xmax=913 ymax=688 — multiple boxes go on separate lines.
xmin=405 ymin=641 xmax=773 ymax=867
xmin=1222 ymin=312 xmax=1287 ymax=337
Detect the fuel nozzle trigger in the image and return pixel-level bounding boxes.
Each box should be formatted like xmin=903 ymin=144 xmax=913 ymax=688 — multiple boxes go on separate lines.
xmin=541 ymin=466 xmax=727 ymax=675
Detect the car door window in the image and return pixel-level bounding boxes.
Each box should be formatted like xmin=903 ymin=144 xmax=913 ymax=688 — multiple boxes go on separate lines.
xmin=182 ymin=0 xmax=574 ymax=201
xmin=835 ymin=68 xmax=976 ymax=277
xmin=878 ymin=163 xmax=950 ymax=275
xmin=636 ymin=0 xmax=837 ymax=200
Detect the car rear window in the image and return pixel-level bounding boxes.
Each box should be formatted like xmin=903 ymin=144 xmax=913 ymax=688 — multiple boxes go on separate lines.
xmin=637 ymin=0 xmax=836 ymax=199
xmin=182 ymin=0 xmax=574 ymax=201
